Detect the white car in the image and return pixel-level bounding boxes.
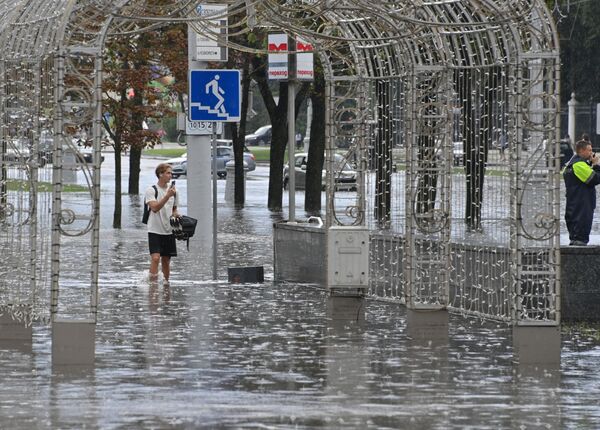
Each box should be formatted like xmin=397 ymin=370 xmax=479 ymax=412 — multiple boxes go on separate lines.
xmin=166 ymin=146 xmax=256 ymax=179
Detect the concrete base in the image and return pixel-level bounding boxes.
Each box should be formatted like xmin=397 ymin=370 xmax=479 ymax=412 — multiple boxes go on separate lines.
xmin=228 ymin=266 xmax=264 ymax=283
xmin=224 ymin=164 xmax=247 ymax=204
xmin=326 ymin=296 xmax=365 ymax=333
xmin=560 ymin=246 xmax=600 ymax=321
xmin=406 ymin=309 xmax=449 ymax=345
xmin=0 ymin=340 xmax=33 ymax=354
xmin=512 ymin=325 xmax=561 ymax=368
xmin=0 ymin=308 xmax=32 ymax=341
xmin=52 ymin=319 xmax=96 ymax=366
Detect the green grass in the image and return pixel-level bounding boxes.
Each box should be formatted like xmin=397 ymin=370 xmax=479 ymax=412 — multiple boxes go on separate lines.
xmin=6 ymin=179 xmax=88 ymax=192
xmin=393 ymin=163 xmax=509 ymax=177
xmin=144 ymin=148 xmax=186 ymax=158
xmin=248 ymin=146 xmax=270 ymax=162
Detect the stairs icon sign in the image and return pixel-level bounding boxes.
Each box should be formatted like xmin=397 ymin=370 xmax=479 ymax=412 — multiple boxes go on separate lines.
xmin=190 ymin=103 xmax=230 ymax=119
xmin=189 ymin=69 xmax=241 ymax=122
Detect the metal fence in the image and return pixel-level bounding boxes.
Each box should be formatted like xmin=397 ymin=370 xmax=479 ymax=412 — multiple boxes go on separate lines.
xmin=0 ymin=1 xmax=560 ymax=328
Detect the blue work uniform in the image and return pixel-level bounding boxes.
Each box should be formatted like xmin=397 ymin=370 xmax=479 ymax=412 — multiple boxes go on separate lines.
xmin=562 ymin=155 xmax=600 ymax=244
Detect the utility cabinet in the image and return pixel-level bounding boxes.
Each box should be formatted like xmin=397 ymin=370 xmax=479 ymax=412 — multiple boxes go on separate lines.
xmin=327 ymin=226 xmax=369 ymax=289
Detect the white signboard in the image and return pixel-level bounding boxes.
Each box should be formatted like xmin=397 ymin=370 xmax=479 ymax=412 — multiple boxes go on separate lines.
xmin=194 ymin=4 xmax=228 ymax=62
xmin=296 ymin=38 xmax=314 ymax=81
xmin=186 ymin=120 xmax=223 ymax=136
xmin=178 ymin=112 xmax=224 ymax=135
xmin=268 ymin=33 xmax=288 ymax=80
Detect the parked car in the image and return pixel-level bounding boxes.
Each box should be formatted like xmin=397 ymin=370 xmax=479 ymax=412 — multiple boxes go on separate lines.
xmin=3 ymin=137 xmax=52 ymax=167
xmin=283 ymin=152 xmax=357 ymax=191
xmin=167 ymin=146 xmax=256 ymax=179
xmin=245 ymin=125 xmax=272 ymax=146
xmin=72 ymin=137 xmax=105 ymax=164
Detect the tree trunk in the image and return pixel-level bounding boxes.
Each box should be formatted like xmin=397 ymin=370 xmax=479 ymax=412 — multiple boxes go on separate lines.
xmin=128 ymin=83 xmax=145 ymax=195
xmin=461 ymin=69 xmax=491 ymax=231
xmin=305 ymin=67 xmax=326 ymax=215
xmin=252 ymin=52 xmax=309 ymax=212
xmin=268 ymin=107 xmax=288 ymax=211
xmin=113 ymin=141 xmax=123 ymax=229
xmin=375 ymin=80 xmax=393 ymax=226
xmin=129 ymin=146 xmax=141 ymax=195
xmin=233 ymin=60 xmax=251 ymax=208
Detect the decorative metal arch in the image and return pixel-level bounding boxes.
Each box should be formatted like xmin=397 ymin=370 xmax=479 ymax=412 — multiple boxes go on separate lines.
xmin=0 ymin=0 xmax=560 ymax=327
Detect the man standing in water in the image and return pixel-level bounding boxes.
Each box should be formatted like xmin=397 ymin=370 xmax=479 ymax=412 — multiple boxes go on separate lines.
xmin=563 ymin=138 xmax=600 ymax=245
xmin=145 ymin=163 xmax=180 ymax=282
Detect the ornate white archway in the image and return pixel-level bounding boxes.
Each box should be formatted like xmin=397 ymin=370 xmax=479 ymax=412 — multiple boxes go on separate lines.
xmin=0 ymin=1 xmax=560 ymax=328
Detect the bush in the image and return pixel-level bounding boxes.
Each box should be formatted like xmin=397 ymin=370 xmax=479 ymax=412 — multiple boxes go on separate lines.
xmin=162 ymin=115 xmax=178 ymax=142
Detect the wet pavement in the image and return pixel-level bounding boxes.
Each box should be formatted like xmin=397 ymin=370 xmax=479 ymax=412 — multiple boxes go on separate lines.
xmin=1 ymin=151 xmax=600 ymax=428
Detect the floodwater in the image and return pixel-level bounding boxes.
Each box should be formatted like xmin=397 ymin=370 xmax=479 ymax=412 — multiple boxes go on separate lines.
xmin=1 ymin=153 xmax=600 ymax=429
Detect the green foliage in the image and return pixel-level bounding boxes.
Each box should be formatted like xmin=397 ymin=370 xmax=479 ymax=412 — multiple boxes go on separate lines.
xmin=162 ymin=115 xmax=179 ymax=142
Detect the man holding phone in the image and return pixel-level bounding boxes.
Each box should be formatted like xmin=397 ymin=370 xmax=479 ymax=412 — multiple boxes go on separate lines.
xmin=145 ymin=163 xmax=180 ymax=282
xmin=563 ymin=137 xmax=600 ymax=245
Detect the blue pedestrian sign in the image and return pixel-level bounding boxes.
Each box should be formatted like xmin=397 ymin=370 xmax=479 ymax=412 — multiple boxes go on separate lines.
xmin=189 ymin=69 xmax=241 ymax=122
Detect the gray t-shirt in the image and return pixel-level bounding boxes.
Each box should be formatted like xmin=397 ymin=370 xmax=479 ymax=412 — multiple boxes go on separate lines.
xmin=145 ymin=183 xmax=178 ymax=235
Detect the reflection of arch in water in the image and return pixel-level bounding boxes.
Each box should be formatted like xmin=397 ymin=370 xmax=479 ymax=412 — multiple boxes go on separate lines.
xmin=0 ymin=1 xmax=560 ymax=329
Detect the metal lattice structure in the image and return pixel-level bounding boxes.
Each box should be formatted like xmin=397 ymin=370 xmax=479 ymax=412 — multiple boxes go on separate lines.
xmin=0 ymin=1 xmax=560 ymax=327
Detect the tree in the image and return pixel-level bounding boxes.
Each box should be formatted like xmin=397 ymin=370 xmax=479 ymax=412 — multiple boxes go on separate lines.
xmin=547 ymin=0 xmax=600 ymax=104
xmin=250 ymin=32 xmax=310 ymax=212
xmin=102 ymin=26 xmax=186 ymax=228
xmin=227 ymin=58 xmax=252 ymax=208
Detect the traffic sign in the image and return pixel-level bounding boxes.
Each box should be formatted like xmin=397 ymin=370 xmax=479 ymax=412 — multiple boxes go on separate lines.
xmin=189 ymin=69 xmax=241 ymax=122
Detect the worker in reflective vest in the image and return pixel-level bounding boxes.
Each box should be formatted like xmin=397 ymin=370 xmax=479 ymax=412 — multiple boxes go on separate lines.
xmin=562 ymin=138 xmax=600 ymax=245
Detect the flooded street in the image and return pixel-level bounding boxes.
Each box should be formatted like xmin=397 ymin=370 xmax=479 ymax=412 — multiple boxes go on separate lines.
xmin=1 ymin=153 xmax=600 ymax=429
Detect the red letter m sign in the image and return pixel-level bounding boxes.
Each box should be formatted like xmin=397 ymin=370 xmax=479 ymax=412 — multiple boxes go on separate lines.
xmin=297 ymin=42 xmax=313 ymax=52
xmin=268 ymin=43 xmax=287 ymax=52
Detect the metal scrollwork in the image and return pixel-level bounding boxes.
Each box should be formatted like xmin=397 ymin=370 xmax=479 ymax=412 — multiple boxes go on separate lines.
xmin=412 ymin=203 xmax=448 ymax=234
xmin=0 ymin=202 xmax=15 ymax=218
xmin=59 ymin=208 xmax=76 ymax=225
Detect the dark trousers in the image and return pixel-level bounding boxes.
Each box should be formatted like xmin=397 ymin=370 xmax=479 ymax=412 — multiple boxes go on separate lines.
xmin=565 ymin=207 xmax=593 ymax=244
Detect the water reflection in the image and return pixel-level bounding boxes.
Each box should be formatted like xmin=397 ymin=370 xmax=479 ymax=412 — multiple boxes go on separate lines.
xmin=2 ymin=278 xmax=600 ymax=428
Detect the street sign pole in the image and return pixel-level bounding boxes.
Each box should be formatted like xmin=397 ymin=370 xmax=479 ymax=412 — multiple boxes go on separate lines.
xmin=211 ymin=122 xmax=218 ymax=280
xmin=187 ymin=4 xmax=238 ymax=281
xmin=187 ymin=26 xmax=213 ymax=261
xmin=268 ymin=34 xmax=313 ymax=224
xmin=288 ymin=36 xmax=297 ymax=223
xmin=188 ymin=68 xmax=241 ymax=281
xmin=288 ymin=78 xmax=296 ymax=223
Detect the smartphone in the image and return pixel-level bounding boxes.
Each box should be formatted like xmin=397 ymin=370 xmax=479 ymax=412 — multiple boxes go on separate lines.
xmin=171 ymin=180 xmax=176 ymax=188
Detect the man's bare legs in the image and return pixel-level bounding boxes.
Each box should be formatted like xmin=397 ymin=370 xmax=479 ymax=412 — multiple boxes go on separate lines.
xmin=149 ymin=254 xmax=171 ymax=282
xmin=161 ymin=256 xmax=171 ymax=282
xmin=149 ymin=252 xmax=160 ymax=282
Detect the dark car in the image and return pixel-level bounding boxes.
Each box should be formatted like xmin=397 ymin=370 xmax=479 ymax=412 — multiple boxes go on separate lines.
xmin=245 ymin=125 xmax=272 ymax=146
xmin=283 ymin=152 xmax=357 ymax=191
xmin=560 ymin=138 xmax=573 ymax=168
